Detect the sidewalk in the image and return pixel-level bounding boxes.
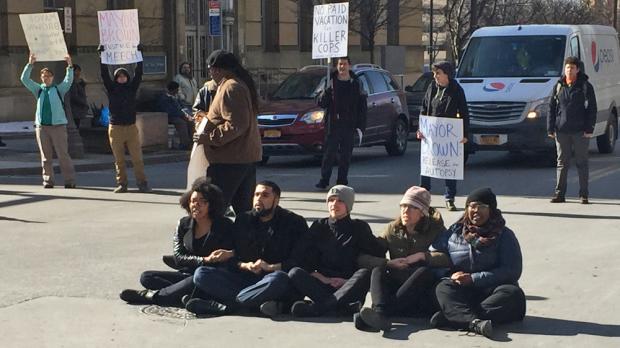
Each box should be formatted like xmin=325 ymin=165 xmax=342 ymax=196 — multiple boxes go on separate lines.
xmin=0 ymin=122 xmax=189 ymax=176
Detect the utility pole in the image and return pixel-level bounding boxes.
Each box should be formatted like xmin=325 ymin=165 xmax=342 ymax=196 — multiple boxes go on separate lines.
xmin=429 ymin=0 xmax=434 ymax=65
xmin=614 ymin=0 xmax=618 ymax=31
xmin=470 ymin=0 xmax=477 ymax=32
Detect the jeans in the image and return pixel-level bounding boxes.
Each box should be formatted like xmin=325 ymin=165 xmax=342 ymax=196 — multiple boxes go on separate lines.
xmin=420 ymin=175 xmax=457 ymax=201
xmin=555 ymin=132 xmax=589 ymax=197
xmin=320 ymin=124 xmax=355 ymax=185
xmin=140 ymin=270 xmax=200 ymax=307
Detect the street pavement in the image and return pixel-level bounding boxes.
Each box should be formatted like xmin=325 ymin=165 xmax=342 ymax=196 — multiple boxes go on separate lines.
xmin=1 ymin=140 xmax=619 ymax=347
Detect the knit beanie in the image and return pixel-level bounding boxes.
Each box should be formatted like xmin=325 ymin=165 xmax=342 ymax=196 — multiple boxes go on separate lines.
xmin=400 ymin=186 xmax=431 ymax=216
xmin=113 ymin=68 xmax=130 ymax=81
xmin=207 ymin=49 xmax=238 ymax=70
xmin=432 ymin=61 xmax=455 ymax=79
xmin=326 ymin=185 xmax=355 ymax=213
xmin=465 ymin=187 xmax=497 ymax=210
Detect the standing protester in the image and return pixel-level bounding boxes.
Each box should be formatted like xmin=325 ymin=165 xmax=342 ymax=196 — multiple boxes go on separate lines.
xmin=67 ymin=64 xmax=89 ymax=128
xmin=428 ymin=188 xmax=525 ymax=339
xmin=20 ymin=53 xmax=76 ymax=189
xmin=174 ymin=62 xmax=199 ymax=108
xmin=548 ymin=56 xmax=597 ymax=204
xmin=159 ymin=81 xmax=194 ymax=150
xmin=98 ymin=44 xmax=150 ymax=193
xmin=417 ymin=61 xmax=469 ymax=211
xmin=194 ymin=50 xmax=262 ymax=214
xmin=186 ymin=181 xmax=308 ymax=317
xmin=315 ymin=57 xmax=367 ymax=189
xmin=355 ymin=186 xmax=446 ymax=332
xmin=288 ymin=185 xmax=386 ymax=317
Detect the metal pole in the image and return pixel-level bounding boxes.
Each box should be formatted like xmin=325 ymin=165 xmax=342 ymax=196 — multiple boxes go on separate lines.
xmin=614 ymin=0 xmax=618 ymax=31
xmin=429 ymin=0 xmax=434 ymax=65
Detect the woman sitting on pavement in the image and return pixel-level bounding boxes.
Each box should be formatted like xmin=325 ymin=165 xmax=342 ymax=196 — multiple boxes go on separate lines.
xmin=428 ymin=187 xmax=526 ymax=339
xmin=354 ymin=186 xmax=446 ymax=332
xmin=119 ymin=177 xmax=234 ymax=307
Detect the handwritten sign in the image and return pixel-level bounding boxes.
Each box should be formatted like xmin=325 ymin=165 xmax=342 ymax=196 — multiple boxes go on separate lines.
xmin=312 ymin=2 xmax=348 ymax=59
xmin=98 ymin=9 xmax=142 ymax=64
xmin=19 ymin=13 xmax=68 ymax=62
xmin=419 ymin=115 xmax=464 ymax=180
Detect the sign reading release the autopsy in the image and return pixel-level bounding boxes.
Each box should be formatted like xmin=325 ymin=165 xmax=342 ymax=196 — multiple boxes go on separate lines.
xmin=19 ymin=13 xmax=68 ymax=62
xmin=419 ymin=115 xmax=464 ymax=180
xmin=98 ymin=9 xmax=143 ymax=64
xmin=312 ymin=2 xmax=348 ymax=59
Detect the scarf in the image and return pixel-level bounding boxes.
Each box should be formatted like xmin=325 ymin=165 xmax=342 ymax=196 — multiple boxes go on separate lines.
xmin=461 ymin=210 xmax=506 ymax=249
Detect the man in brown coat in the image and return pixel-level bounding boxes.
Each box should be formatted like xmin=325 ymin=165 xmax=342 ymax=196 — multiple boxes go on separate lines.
xmin=194 ymin=50 xmax=262 ymax=214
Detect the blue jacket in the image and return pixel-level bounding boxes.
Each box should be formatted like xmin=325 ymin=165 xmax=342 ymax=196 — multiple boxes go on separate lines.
xmin=21 ymin=64 xmax=73 ymax=126
xmin=429 ymin=221 xmax=522 ymax=288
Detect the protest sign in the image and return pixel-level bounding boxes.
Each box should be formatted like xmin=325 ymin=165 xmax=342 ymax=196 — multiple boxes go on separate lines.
xmin=312 ymin=2 xmax=348 ymax=59
xmin=419 ymin=115 xmax=464 ymax=180
xmin=186 ymin=118 xmax=210 ymax=190
xmin=98 ymin=9 xmax=142 ymax=64
xmin=19 ymin=13 xmax=68 ymax=62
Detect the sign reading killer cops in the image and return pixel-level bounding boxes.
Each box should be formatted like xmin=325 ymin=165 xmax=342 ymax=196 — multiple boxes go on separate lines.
xmin=98 ymin=9 xmax=143 ymax=65
xmin=419 ymin=115 xmax=464 ymax=180
xmin=312 ymin=2 xmax=348 ymax=59
xmin=19 ymin=13 xmax=68 ymax=62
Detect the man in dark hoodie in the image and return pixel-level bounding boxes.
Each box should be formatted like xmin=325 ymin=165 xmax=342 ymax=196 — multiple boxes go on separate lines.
xmin=548 ymin=56 xmax=597 ymax=204
xmin=315 ymin=57 xmax=367 ymax=189
xmin=98 ymin=44 xmax=149 ymax=193
xmin=417 ymin=61 xmax=469 ymax=211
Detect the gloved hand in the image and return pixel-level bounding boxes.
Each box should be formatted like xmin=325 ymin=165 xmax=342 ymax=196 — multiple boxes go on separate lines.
xmin=97 ymin=45 xmax=105 ymax=53
xmin=137 ymin=43 xmax=144 ymax=51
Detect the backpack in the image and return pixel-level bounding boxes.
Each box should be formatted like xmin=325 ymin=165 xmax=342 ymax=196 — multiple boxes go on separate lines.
xmin=554 ymin=80 xmax=589 ymax=109
xmin=38 ymin=86 xmax=66 ymax=109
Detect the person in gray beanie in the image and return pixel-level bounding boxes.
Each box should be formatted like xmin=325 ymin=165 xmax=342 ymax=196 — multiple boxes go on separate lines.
xmin=354 ymin=186 xmax=446 ymax=332
xmin=287 ymin=185 xmax=386 ymax=317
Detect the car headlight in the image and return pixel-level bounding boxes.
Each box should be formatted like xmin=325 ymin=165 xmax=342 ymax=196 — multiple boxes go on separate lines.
xmin=527 ymin=97 xmax=550 ymax=119
xmin=300 ymin=110 xmax=324 ymax=124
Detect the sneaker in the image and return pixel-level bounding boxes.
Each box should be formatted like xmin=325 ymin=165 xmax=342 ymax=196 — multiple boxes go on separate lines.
xmin=359 ymin=307 xmax=391 ymax=331
xmin=353 ymin=312 xmax=380 ymax=332
xmin=181 ymin=295 xmax=192 ymax=307
xmin=185 ymin=298 xmax=229 ymax=316
xmin=429 ymin=311 xmax=449 ymax=328
xmin=43 ymin=183 xmax=54 ymax=189
xmin=469 ymin=319 xmax=493 ymax=338
xmin=259 ymin=300 xmax=283 ymax=318
xmin=64 ymin=183 xmax=76 ymax=189
xmin=113 ymin=184 xmax=128 ymax=193
xmin=290 ymin=300 xmax=320 ymax=317
xmin=445 ymin=200 xmax=457 ymax=211
xmin=344 ymin=301 xmax=363 ymax=315
xmin=119 ymin=289 xmax=156 ymax=304
xmin=580 ymin=196 xmax=589 ymax=204
xmin=137 ymin=182 xmax=151 ymax=193
xmin=315 ymin=180 xmax=329 ymax=190
xmin=550 ymin=195 xmax=565 ymax=203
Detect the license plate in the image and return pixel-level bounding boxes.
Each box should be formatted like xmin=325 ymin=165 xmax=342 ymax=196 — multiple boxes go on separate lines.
xmin=263 ymin=129 xmax=281 ymax=138
xmin=478 ymin=135 xmax=500 ymax=145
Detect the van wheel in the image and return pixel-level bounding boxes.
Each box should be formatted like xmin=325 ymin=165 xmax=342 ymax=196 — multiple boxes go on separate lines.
xmin=596 ymin=118 xmax=617 ymax=154
xmin=385 ymin=119 xmax=408 ymax=156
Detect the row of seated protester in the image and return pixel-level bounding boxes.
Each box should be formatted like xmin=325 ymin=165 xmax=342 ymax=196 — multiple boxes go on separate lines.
xmin=120 ymin=177 xmax=525 ymax=339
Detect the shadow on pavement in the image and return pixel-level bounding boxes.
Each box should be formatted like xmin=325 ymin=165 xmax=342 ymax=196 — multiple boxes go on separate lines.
xmin=495 ymin=315 xmax=620 ymax=341
xmin=502 ymin=210 xmax=620 ymax=220
xmin=0 ymin=215 xmax=44 ymax=223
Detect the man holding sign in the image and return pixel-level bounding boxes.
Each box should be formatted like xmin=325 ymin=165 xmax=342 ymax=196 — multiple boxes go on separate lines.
xmin=417 ymin=61 xmax=469 ymax=211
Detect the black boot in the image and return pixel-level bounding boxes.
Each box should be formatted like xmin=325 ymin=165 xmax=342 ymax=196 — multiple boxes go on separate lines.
xmin=359 ymin=307 xmax=391 ymax=331
xmin=119 ymin=289 xmax=157 ymax=304
xmin=185 ymin=298 xmax=230 ymax=316
xmin=469 ymin=319 xmax=493 ymax=338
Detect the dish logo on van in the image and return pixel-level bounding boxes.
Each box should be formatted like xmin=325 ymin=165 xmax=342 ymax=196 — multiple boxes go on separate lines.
xmin=483 ymin=82 xmax=506 ymax=92
xmin=592 ymin=41 xmax=615 ymax=72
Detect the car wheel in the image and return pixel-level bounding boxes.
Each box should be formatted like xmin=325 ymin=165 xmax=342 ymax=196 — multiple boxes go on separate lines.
xmin=385 ymin=118 xmax=408 ymax=156
xmin=596 ymin=117 xmax=617 ymax=154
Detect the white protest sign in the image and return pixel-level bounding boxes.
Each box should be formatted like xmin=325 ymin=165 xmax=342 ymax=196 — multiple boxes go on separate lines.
xmin=186 ymin=118 xmax=210 ymax=190
xmin=312 ymin=2 xmax=348 ymax=59
xmin=19 ymin=13 xmax=68 ymax=62
xmin=98 ymin=9 xmax=143 ymax=64
xmin=419 ymin=115 xmax=464 ymax=180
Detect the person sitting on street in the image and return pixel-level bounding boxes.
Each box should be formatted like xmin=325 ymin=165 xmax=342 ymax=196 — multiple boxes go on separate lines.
xmin=287 ymin=185 xmax=386 ymax=317
xmin=427 ymin=187 xmax=526 ymax=339
xmin=119 ymin=177 xmax=234 ymax=307
xmin=159 ymin=81 xmax=194 ymax=150
xmin=354 ymin=186 xmax=446 ymax=332
xmin=185 ymin=181 xmax=309 ymax=317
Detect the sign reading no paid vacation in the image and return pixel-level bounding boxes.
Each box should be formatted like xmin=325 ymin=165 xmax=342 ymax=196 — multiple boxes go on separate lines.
xmin=419 ymin=115 xmax=465 ymax=180
xmin=19 ymin=13 xmax=68 ymax=62
xmin=312 ymin=2 xmax=349 ymax=59
xmin=98 ymin=9 xmax=143 ymax=65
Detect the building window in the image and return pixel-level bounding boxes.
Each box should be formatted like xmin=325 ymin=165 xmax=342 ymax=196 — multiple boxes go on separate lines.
xmin=44 ymin=0 xmax=57 ymax=10
xmin=186 ymin=0 xmax=197 ymax=25
xmin=261 ymin=0 xmax=279 ymax=52
xmin=298 ymin=0 xmax=313 ymax=52
xmin=387 ymin=0 xmax=399 ymax=45
xmin=108 ymin=0 xmax=134 ymax=9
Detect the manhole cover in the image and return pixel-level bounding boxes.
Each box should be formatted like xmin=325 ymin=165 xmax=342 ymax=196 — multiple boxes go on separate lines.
xmin=141 ymin=305 xmax=197 ymax=320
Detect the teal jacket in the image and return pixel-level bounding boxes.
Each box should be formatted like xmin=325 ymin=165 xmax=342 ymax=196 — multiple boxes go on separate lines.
xmin=21 ymin=64 xmax=74 ymax=126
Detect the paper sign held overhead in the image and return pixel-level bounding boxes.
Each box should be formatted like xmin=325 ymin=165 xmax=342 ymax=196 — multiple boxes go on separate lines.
xmin=419 ymin=115 xmax=465 ymax=180
xmin=19 ymin=13 xmax=68 ymax=62
xmin=312 ymin=2 xmax=349 ymax=59
xmin=98 ymin=9 xmax=143 ymax=64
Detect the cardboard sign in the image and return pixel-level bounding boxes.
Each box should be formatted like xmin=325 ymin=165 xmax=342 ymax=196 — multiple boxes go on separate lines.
xmin=312 ymin=2 xmax=348 ymax=59
xmin=419 ymin=115 xmax=464 ymax=180
xmin=98 ymin=9 xmax=142 ymax=64
xmin=19 ymin=13 xmax=68 ymax=62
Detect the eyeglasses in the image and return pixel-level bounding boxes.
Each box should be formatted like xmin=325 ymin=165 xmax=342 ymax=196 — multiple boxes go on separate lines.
xmin=467 ymin=202 xmax=490 ymax=211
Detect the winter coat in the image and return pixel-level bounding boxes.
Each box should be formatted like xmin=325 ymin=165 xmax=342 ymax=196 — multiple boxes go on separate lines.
xmin=421 ymin=79 xmax=470 ymax=138
xmin=548 ymin=72 xmax=597 ymax=134
xmin=174 ymin=73 xmax=199 ymax=106
xmin=100 ymin=62 xmax=143 ymax=125
xmin=317 ymin=70 xmax=367 ymax=132
xmin=172 ymin=216 xmax=235 ymax=272
xmin=21 ymin=64 xmax=73 ymax=126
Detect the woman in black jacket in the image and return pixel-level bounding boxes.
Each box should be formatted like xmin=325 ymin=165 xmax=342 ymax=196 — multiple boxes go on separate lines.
xmin=417 ymin=61 xmax=470 ymax=211
xmin=119 ymin=177 xmax=234 ymax=307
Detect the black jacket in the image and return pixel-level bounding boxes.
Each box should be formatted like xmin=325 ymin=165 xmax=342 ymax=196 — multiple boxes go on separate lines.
xmin=231 ymin=206 xmax=308 ymax=272
xmin=317 ymin=70 xmax=367 ymax=132
xmin=298 ymin=216 xmax=386 ymax=279
xmin=421 ymin=79 xmax=470 ymax=138
xmin=548 ymin=73 xmax=597 ymax=134
xmin=100 ymin=62 xmax=143 ymax=125
xmin=172 ymin=216 xmax=235 ymax=272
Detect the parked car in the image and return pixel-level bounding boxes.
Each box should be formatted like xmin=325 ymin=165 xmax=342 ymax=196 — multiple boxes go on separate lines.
xmin=404 ymin=72 xmax=433 ymax=131
xmin=257 ymin=64 xmax=410 ymax=164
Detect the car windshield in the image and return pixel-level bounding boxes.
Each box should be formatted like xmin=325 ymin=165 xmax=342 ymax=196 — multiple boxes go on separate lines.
xmin=410 ymin=74 xmax=431 ymax=92
xmin=271 ymin=72 xmax=326 ymax=100
xmin=458 ymin=35 xmax=566 ymax=78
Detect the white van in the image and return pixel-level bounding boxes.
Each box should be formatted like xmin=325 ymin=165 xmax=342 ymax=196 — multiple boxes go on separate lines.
xmin=457 ymin=24 xmax=620 ymax=156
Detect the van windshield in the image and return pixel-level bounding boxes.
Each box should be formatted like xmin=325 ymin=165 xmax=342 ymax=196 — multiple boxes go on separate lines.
xmin=272 ymin=73 xmax=325 ymax=100
xmin=458 ymin=35 xmax=566 ymax=78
